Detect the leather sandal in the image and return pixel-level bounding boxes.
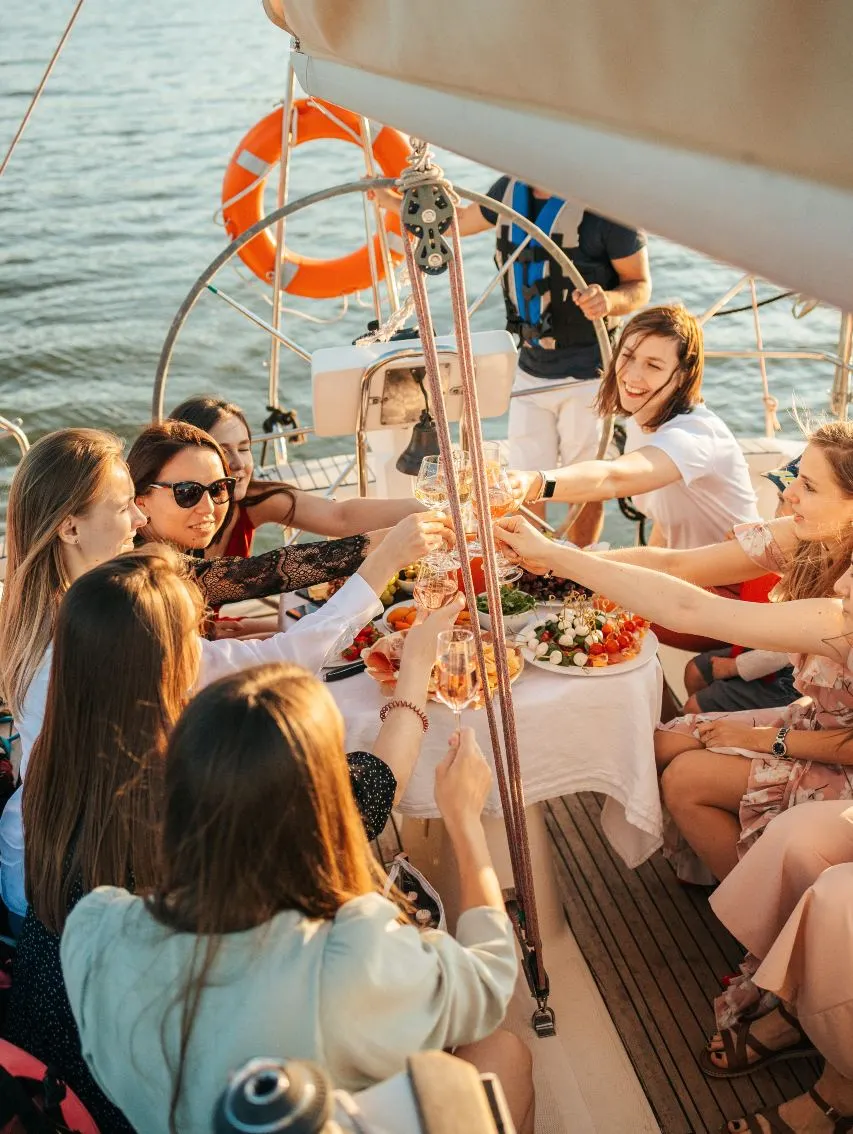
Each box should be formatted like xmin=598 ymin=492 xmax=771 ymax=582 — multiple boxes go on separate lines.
xmin=701 ymin=1004 xmax=818 ymax=1079
xmin=719 ymin=1085 xmax=853 ymax=1132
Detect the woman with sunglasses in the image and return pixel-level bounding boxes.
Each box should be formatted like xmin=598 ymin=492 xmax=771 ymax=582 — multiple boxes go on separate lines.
xmin=169 ymin=395 xmax=424 ymax=560
xmin=0 ymin=428 xmax=447 ymax=929
xmin=8 ymin=547 xmax=454 ymax=1131
xmin=128 ymin=421 xmax=450 ymax=613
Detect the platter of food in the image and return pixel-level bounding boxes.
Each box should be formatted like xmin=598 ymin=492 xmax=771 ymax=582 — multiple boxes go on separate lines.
xmin=519 ymin=604 xmax=657 ymax=676
xmin=295 ymin=578 xmax=346 ymax=606
xmin=362 ymin=631 xmax=523 ymax=708
xmin=335 ymin=621 xmax=384 ymax=664
xmin=381 ymin=601 xmax=474 ymax=634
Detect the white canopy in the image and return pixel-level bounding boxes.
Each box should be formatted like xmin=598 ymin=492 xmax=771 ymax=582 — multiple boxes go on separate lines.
xmin=266 ymin=0 xmax=853 ymax=312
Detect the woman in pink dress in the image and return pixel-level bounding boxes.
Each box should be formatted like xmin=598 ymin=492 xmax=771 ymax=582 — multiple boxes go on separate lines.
xmin=700 ymin=800 xmax=853 ymax=1131
xmin=492 ymin=420 xmax=853 ymax=883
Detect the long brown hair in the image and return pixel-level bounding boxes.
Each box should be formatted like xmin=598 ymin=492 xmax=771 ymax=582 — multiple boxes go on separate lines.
xmin=776 ymin=421 xmax=853 ymax=601
xmin=595 ymin=304 xmax=704 ymax=430
xmin=23 ymin=546 xmax=203 ymax=934
xmin=127 ymin=420 xmax=228 ymax=503
xmin=0 ymin=429 xmax=125 ymax=718
xmin=168 ymin=395 xmax=296 ymax=520
xmin=149 ymin=664 xmax=382 ymax=1131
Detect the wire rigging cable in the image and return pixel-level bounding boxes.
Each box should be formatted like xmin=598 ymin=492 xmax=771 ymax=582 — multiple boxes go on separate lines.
xmin=0 ymin=0 xmax=87 ymax=180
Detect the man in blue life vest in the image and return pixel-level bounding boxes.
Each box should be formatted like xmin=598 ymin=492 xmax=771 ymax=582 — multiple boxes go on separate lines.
xmin=374 ymin=177 xmax=651 ymax=545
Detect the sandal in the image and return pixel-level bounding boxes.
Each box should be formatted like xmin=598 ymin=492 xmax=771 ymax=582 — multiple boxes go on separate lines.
xmin=720 ymin=1085 xmax=853 ymax=1132
xmin=701 ymin=1004 xmax=818 ymax=1079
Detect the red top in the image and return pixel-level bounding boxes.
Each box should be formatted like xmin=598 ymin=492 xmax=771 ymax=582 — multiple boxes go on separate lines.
xmin=223 ymin=504 xmax=256 ymax=559
xmin=730 ymin=572 xmax=779 ymax=659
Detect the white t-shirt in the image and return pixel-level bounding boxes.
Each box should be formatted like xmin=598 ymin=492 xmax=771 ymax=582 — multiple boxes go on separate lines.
xmin=623 ymin=403 xmax=759 ymax=548
xmin=62 ymin=888 xmax=517 ymax=1134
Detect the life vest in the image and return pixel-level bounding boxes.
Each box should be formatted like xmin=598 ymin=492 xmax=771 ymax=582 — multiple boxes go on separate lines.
xmin=495 ymin=179 xmax=620 ymax=349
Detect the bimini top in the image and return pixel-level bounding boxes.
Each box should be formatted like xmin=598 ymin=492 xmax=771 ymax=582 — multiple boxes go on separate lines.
xmin=264 ymin=0 xmax=853 ymax=314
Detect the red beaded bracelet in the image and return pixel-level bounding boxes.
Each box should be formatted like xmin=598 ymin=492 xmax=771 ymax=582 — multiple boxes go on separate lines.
xmin=379 ymin=699 xmax=430 ymax=733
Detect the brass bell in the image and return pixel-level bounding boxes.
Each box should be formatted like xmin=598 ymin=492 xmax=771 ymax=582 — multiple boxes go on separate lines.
xmin=396 ymin=409 xmax=440 ymax=476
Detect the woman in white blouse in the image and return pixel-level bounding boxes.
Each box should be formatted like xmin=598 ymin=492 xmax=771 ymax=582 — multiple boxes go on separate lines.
xmin=62 ymin=666 xmax=533 ymax=1134
xmin=0 ymin=428 xmax=448 ymax=924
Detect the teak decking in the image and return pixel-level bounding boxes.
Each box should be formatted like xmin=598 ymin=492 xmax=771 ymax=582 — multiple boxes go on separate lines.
xmin=544 ymin=791 xmax=820 ymax=1134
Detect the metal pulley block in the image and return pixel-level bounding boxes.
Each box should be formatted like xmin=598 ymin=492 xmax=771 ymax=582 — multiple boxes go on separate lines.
xmin=401 ymin=183 xmax=455 ymax=275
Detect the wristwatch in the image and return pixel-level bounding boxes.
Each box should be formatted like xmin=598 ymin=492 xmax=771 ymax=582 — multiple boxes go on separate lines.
xmin=771 ymin=726 xmax=791 ymax=758
xmin=535 ymin=472 xmax=557 ymax=502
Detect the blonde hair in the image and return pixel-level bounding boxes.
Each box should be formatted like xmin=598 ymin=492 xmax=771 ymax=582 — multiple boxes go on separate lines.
xmin=0 ymin=429 xmax=124 ymax=718
xmin=776 ymin=420 xmax=853 ymax=601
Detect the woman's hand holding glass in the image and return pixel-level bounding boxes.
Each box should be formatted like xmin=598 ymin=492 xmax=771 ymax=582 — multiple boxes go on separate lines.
xmin=493 ymin=514 xmax=559 ymax=576
xmin=434 ymin=727 xmax=492 ymax=831
xmin=385 ymin=510 xmax=455 ymax=566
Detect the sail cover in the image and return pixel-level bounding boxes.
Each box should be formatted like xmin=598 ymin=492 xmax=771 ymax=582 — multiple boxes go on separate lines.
xmin=266 ymin=0 xmax=853 ymax=312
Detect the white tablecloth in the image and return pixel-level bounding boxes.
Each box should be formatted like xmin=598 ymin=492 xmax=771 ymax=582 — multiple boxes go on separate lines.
xmin=327 ymin=654 xmax=665 ymax=869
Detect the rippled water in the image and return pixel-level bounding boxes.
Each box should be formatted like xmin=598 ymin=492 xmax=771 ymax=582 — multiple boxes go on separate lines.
xmin=1 ymin=0 xmax=845 ymax=469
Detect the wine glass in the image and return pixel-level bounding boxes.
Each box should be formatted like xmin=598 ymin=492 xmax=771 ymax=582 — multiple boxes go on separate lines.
xmin=413 ymin=452 xmax=473 ymax=509
xmin=433 ymin=629 xmax=481 ymax=727
xmin=481 ymin=440 xmax=505 ymax=481
xmin=468 ymin=463 xmax=522 ymax=582
xmin=413 ymin=560 xmax=459 ymax=610
xmin=414 ymin=453 xmax=471 ymax=568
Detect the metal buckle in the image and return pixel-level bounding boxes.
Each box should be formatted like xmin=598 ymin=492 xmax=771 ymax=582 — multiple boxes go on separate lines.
xmin=531 ymin=1003 xmax=557 ymax=1038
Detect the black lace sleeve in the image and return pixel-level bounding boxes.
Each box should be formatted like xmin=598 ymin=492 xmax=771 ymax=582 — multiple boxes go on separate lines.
xmin=347 ymin=751 xmax=396 ymax=841
xmin=188 ymin=534 xmax=369 ymax=608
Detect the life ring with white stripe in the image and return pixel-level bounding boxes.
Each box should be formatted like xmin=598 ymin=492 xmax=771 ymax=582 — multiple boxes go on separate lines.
xmin=221 ymin=99 xmax=409 ymax=299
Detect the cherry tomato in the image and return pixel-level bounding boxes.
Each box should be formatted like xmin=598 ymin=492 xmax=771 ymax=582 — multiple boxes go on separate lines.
xmin=602 ymin=621 xmax=616 ymax=636
xmin=617 ymin=633 xmax=632 ymax=649
xmin=621 ymin=619 xmax=636 ymax=633
xmin=604 ymin=638 xmax=620 ymax=654
xmin=541 ymin=631 xmax=552 ymax=641
xmin=589 ymin=642 xmax=605 ymax=656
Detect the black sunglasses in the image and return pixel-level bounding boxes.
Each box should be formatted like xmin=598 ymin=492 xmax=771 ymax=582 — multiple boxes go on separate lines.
xmin=147 ymin=477 xmax=236 ymax=509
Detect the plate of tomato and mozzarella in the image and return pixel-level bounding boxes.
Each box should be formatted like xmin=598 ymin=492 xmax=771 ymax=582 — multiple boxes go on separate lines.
xmin=518 ymin=607 xmax=658 ymax=676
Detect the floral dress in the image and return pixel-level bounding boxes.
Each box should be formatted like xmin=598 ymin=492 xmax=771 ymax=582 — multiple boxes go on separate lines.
xmin=658 ymin=520 xmax=853 ymax=879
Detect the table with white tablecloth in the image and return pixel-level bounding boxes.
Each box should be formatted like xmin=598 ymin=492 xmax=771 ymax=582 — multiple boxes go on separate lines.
xmin=327 ymin=653 xmax=665 ymax=869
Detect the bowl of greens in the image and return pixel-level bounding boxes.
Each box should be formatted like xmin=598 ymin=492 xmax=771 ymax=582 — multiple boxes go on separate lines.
xmin=476 ymin=587 xmax=537 ymax=636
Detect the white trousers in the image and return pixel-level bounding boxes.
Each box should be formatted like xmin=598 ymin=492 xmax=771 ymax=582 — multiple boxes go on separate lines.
xmin=506 ymin=366 xmax=603 ymax=469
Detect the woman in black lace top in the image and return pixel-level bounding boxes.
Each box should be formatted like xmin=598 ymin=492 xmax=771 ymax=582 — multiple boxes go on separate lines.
xmin=169 ymin=395 xmax=424 ymax=560
xmin=127 ymin=421 xmax=450 ymax=610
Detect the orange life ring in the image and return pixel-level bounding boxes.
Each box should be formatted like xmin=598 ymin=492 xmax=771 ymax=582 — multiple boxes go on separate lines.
xmin=222 ymin=99 xmax=409 ymax=299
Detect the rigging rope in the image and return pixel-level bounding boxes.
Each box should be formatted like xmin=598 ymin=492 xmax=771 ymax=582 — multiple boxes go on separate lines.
xmin=398 ymin=140 xmax=550 ymax=1015
xmin=0 ymin=0 xmax=87 ymax=180
xmin=711 ymin=290 xmax=795 ymax=317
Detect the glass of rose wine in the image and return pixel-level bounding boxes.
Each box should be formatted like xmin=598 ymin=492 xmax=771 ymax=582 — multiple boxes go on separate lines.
xmin=414 ymin=453 xmax=471 ymax=567
xmin=434 ymin=629 xmax=481 ymax=727
xmin=413 ymin=561 xmax=459 ymax=610
xmin=468 ymin=463 xmax=522 ymax=582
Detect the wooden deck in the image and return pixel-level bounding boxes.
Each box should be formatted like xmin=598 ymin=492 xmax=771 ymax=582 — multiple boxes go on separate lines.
xmin=543 ymin=792 xmax=820 ymax=1134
